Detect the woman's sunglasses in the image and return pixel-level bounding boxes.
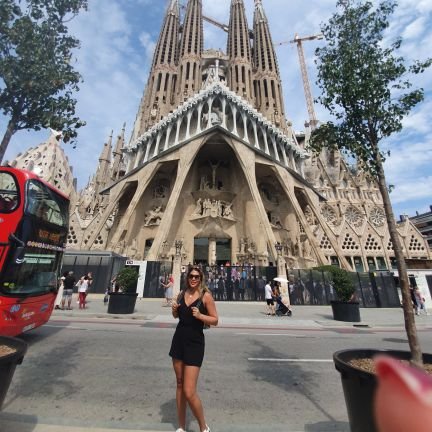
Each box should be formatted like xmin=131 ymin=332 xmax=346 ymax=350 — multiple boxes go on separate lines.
xmin=188 ymin=274 xmax=201 ymax=280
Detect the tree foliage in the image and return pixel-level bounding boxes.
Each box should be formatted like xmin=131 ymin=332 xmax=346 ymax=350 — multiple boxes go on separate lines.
xmin=309 ymin=0 xmax=431 ymax=177
xmin=315 ymin=265 xmax=355 ymax=302
xmin=0 ymin=0 xmax=88 ymax=162
xmin=309 ymin=0 xmax=431 ymax=366
xmin=116 ymin=267 xmax=139 ymax=294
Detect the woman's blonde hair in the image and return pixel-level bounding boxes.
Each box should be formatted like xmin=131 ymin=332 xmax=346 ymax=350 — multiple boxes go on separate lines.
xmin=187 ymin=266 xmax=210 ymax=297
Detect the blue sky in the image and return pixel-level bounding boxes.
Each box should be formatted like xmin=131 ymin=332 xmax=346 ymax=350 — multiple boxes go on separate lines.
xmin=1 ymin=0 xmax=431 ymax=218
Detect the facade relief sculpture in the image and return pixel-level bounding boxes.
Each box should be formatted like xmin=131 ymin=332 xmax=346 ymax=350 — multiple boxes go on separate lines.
xmin=192 ymin=198 xmax=235 ymax=220
xmin=144 ymin=206 xmax=164 ymax=226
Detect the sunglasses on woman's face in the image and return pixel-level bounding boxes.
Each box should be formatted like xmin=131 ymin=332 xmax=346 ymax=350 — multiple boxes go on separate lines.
xmin=188 ymin=274 xmax=201 ymax=280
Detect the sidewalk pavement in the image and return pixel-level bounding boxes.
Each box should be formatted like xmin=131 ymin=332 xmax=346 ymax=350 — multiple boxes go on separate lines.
xmin=51 ymin=294 xmax=432 ymax=331
xmin=3 ymin=295 xmax=431 ymax=432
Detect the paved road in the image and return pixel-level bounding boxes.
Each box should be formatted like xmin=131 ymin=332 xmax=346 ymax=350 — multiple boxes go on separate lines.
xmin=1 ymin=298 xmax=432 ymax=432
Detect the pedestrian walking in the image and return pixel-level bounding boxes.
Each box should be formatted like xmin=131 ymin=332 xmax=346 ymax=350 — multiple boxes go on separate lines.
xmin=77 ymin=276 xmax=89 ymax=309
xmin=55 ymin=271 xmax=68 ymax=309
xmin=162 ymin=274 xmax=174 ymax=306
xmin=264 ymin=279 xmax=275 ymax=316
xmin=61 ymin=271 xmax=76 ymax=310
xmin=169 ymin=266 xmax=218 ymax=432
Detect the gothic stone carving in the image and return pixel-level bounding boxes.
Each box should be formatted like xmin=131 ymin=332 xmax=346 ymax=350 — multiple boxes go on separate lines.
xmin=144 ymin=206 xmax=164 ymax=226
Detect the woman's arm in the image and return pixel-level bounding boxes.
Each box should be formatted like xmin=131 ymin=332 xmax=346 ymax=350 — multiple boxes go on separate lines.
xmin=193 ymin=292 xmax=219 ymax=326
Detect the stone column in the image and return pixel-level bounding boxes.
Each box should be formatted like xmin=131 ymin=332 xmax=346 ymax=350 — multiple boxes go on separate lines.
xmin=173 ymin=240 xmax=183 ymax=298
xmin=275 ymin=242 xmax=290 ymax=306
xmin=208 ymin=238 xmax=217 ymax=266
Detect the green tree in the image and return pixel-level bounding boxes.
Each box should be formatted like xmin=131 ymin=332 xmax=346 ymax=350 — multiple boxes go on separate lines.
xmin=309 ymin=0 xmax=431 ymax=365
xmin=0 ymin=0 xmax=88 ymax=163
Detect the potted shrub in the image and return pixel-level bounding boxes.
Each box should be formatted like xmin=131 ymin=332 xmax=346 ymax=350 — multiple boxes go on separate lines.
xmin=316 ymin=265 xmax=360 ymax=322
xmin=107 ymin=267 xmax=139 ymax=314
xmin=0 ymin=336 xmax=28 ymax=410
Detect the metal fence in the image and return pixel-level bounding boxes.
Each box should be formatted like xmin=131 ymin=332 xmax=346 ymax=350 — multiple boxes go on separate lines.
xmin=61 ymin=251 xmax=126 ymax=294
xmin=60 ymin=254 xmax=401 ymax=308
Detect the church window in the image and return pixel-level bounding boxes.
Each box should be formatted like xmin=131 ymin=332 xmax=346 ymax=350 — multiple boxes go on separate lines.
xmin=264 ymin=80 xmax=268 ymax=98
xmin=156 ymin=73 xmax=162 ymax=92
xmin=342 ymin=233 xmax=360 ymax=251
xmin=364 ymin=233 xmax=381 ymax=251
xmin=353 ymin=256 xmax=364 ymax=272
xmin=369 ymin=207 xmax=385 ymax=227
xmin=345 ymin=206 xmax=363 ymax=227
xmin=330 ymin=256 xmax=340 ymax=267
xmin=271 ymin=80 xmax=276 ymax=99
xmin=376 ymin=256 xmax=387 ymax=270
xmin=409 ymin=234 xmax=425 ymax=252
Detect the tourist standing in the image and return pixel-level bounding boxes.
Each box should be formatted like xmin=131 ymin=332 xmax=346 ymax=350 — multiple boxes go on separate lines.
xmin=169 ymin=266 xmax=218 ymax=432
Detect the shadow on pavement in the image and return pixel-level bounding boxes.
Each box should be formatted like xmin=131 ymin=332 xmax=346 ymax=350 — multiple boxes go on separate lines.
xmin=159 ymin=398 xmax=177 ymax=429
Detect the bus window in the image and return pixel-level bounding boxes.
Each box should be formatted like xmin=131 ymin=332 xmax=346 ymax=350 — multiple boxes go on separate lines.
xmin=25 ymin=180 xmax=68 ymax=227
xmin=0 ymin=172 xmax=19 ymax=212
xmin=1 ymin=252 xmax=60 ymax=295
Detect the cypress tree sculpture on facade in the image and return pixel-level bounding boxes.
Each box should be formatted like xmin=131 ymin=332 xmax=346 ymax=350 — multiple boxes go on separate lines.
xmin=309 ymin=0 xmax=432 ymax=365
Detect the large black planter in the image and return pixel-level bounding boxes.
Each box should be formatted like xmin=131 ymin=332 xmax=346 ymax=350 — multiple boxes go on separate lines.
xmin=331 ymin=300 xmax=361 ymax=322
xmin=0 ymin=336 xmax=28 ymax=410
xmin=333 ymin=349 xmax=432 ymax=432
xmin=107 ymin=292 xmax=138 ymax=314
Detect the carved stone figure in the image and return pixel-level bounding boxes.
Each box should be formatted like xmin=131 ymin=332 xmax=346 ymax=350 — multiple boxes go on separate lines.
xmin=193 ymin=198 xmax=203 ymax=216
xmin=223 ymin=202 xmax=233 ymax=218
xmin=144 ymin=206 xmax=164 ymax=226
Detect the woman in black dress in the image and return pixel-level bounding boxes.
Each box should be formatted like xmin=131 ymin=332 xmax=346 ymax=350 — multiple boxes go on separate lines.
xmin=170 ymin=266 xmax=218 ymax=432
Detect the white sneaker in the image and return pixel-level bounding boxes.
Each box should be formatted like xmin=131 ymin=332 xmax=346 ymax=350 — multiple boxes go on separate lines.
xmin=202 ymin=426 xmax=211 ymax=432
xmin=175 ymin=429 xmax=186 ymax=432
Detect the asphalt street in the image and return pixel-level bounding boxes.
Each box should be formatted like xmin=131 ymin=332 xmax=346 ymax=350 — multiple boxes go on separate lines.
xmin=1 ymin=296 xmax=432 ymax=432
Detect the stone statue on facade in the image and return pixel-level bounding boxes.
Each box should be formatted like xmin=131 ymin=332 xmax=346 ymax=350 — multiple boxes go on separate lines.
xmin=144 ymin=206 xmax=164 ymax=226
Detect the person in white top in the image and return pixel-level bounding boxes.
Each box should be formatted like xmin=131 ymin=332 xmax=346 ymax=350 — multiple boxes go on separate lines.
xmin=264 ymin=281 xmax=275 ymax=316
xmin=77 ymin=276 xmax=89 ymax=310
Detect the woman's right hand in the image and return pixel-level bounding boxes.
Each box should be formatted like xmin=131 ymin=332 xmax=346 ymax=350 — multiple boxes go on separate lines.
xmin=172 ymin=301 xmax=179 ymax=317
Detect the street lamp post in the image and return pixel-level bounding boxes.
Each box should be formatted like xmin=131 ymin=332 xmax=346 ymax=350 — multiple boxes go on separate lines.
xmin=173 ymin=240 xmax=183 ymax=297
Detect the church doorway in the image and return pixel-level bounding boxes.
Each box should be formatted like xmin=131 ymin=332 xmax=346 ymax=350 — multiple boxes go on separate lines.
xmin=193 ymin=237 xmax=231 ymax=265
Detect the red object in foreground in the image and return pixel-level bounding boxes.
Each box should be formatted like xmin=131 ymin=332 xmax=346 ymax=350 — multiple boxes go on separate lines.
xmin=374 ymin=356 xmax=432 ymax=432
xmin=0 ymin=167 xmax=69 ymax=336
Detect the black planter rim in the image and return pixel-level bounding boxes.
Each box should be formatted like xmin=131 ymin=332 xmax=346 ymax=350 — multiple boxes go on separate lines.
xmin=333 ymin=348 xmax=432 ymax=379
xmin=0 ymin=336 xmax=28 ymax=364
xmin=108 ymin=292 xmax=138 ymax=297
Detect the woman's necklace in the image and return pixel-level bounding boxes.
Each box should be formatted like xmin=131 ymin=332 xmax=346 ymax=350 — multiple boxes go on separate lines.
xmin=187 ymin=290 xmax=195 ymax=298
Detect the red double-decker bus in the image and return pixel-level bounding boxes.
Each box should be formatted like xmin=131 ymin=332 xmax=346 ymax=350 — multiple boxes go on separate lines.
xmin=0 ymin=167 xmax=69 ymax=336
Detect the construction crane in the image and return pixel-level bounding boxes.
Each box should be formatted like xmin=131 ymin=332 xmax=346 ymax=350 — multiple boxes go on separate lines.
xmin=179 ymin=3 xmax=229 ymax=32
xmin=276 ymin=33 xmax=323 ymax=129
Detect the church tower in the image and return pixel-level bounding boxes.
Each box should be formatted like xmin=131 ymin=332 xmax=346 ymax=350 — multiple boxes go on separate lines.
xmin=178 ymin=0 xmax=203 ymax=100
xmin=227 ymin=0 xmax=253 ymax=103
xmin=130 ymin=0 xmax=180 ymax=141
xmin=252 ymin=0 xmax=286 ymax=129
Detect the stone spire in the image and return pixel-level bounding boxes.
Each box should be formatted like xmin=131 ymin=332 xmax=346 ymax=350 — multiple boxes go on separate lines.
xmin=178 ymin=0 xmax=203 ymax=100
xmin=130 ymin=0 xmax=180 ymax=141
xmin=227 ymin=0 xmax=253 ymax=102
xmin=94 ymin=132 xmax=112 ymax=196
xmin=252 ymin=0 xmax=286 ymax=129
xmin=112 ymin=123 xmax=126 ymax=181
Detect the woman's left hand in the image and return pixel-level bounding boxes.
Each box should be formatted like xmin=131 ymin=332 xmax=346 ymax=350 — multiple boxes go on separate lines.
xmin=191 ymin=307 xmax=201 ymax=319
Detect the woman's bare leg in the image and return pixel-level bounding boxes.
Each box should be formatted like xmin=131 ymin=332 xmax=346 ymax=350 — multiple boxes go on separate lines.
xmin=172 ymin=359 xmax=187 ymax=430
xmin=183 ymin=365 xmax=206 ymax=431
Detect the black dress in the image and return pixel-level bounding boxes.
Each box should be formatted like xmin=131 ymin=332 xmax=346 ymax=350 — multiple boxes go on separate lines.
xmin=169 ymin=297 xmax=205 ymax=367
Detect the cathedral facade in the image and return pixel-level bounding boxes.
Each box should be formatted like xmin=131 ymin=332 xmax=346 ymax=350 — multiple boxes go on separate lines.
xmin=8 ymin=0 xmax=431 ymax=271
